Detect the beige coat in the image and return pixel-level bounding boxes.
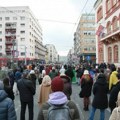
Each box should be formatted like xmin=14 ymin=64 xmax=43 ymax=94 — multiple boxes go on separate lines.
xmin=38 ymin=75 xmax=52 ymax=106
xmin=109 ymin=92 xmax=120 ymax=120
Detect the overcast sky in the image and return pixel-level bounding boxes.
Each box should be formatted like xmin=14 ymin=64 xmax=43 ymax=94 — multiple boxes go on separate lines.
xmin=1 ymin=0 xmax=96 ymax=56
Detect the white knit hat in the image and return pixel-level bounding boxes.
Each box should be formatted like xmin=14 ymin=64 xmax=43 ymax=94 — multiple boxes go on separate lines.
xmin=83 ymin=70 xmax=89 ymax=75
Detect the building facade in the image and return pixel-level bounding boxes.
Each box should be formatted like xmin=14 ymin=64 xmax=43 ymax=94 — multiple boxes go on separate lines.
xmin=94 ymin=0 xmax=120 ymax=65
xmin=0 ymin=6 xmax=46 ymax=66
xmin=74 ymin=13 xmax=96 ymax=64
xmin=45 ymin=44 xmax=58 ymax=63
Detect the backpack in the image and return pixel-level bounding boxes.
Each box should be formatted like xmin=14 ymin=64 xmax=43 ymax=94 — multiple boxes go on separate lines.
xmin=47 ymin=102 xmax=72 ymax=120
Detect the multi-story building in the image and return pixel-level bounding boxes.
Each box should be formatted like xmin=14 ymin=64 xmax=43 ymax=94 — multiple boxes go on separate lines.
xmin=0 ymin=6 xmax=46 ymax=66
xmin=94 ymin=0 xmax=120 ymax=65
xmin=45 ymin=44 xmax=58 ymax=63
xmin=74 ymin=13 xmax=96 ymax=64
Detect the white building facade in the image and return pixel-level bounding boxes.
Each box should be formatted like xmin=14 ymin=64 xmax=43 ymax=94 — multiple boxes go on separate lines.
xmin=45 ymin=44 xmax=58 ymax=63
xmin=0 ymin=6 xmax=46 ymax=66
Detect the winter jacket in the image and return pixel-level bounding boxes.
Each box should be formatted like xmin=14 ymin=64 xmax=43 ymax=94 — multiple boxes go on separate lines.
xmin=80 ymin=75 xmax=93 ymax=97
xmin=17 ymin=78 xmax=35 ymax=102
xmin=0 ymin=90 xmax=17 ymax=120
xmin=92 ymin=74 xmax=109 ymax=109
xmin=109 ymin=71 xmax=118 ymax=90
xmin=109 ymin=81 xmax=120 ymax=112
xmin=37 ymin=92 xmax=80 ymax=120
xmin=109 ymin=92 xmax=120 ymax=120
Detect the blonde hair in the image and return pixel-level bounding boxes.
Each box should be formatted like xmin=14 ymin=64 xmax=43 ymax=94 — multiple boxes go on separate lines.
xmin=84 ymin=74 xmax=90 ymax=81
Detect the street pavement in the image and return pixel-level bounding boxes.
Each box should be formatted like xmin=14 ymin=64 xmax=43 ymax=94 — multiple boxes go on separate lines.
xmin=14 ymin=82 xmax=111 ymax=120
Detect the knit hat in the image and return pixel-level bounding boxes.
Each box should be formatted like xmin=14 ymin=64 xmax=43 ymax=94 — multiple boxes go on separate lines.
xmin=51 ymin=76 xmax=64 ymax=92
xmin=42 ymin=75 xmax=51 ymax=86
xmin=0 ymin=81 xmax=4 ymax=90
xmin=83 ymin=70 xmax=89 ymax=75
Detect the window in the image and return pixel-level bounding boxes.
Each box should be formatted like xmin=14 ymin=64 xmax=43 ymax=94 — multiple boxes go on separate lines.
xmin=5 ymin=17 xmax=10 ymax=20
xmin=0 ymin=31 xmax=2 ymax=34
xmin=0 ymin=24 xmax=2 ymax=28
xmin=112 ymin=16 xmax=118 ymax=30
xmin=114 ymin=45 xmax=118 ymax=62
xmin=21 ymin=16 xmax=25 ymax=20
xmin=21 ymin=52 xmax=25 ymax=56
xmin=0 ymin=39 xmax=2 ymax=42
xmin=0 ymin=53 xmax=2 ymax=56
xmin=108 ymin=47 xmax=112 ymax=63
xmin=20 ymin=31 xmax=25 ymax=34
xmin=107 ymin=21 xmax=111 ymax=34
xmin=0 ymin=46 xmax=2 ymax=50
xmin=20 ymin=23 xmax=25 ymax=27
xmin=21 ymin=38 xmax=25 ymax=41
xmin=97 ymin=6 xmax=103 ymax=21
xmin=0 ymin=17 xmax=2 ymax=21
xmin=13 ymin=17 xmax=17 ymax=20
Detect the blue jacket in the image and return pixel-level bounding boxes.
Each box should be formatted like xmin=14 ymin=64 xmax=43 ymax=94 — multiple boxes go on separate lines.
xmin=0 ymin=90 xmax=17 ymax=120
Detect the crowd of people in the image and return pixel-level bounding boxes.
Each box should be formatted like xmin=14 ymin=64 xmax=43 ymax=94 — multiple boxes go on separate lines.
xmin=0 ymin=62 xmax=120 ymax=120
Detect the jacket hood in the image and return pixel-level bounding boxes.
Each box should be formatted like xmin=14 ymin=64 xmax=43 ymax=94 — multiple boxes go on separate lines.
xmin=42 ymin=75 xmax=51 ymax=87
xmin=0 ymin=90 xmax=8 ymax=102
xmin=112 ymin=71 xmax=118 ymax=75
xmin=48 ymin=92 xmax=67 ymax=105
xmin=96 ymin=74 xmax=107 ymax=85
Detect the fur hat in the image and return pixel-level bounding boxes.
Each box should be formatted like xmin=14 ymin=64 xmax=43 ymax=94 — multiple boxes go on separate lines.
xmin=51 ymin=76 xmax=64 ymax=92
xmin=42 ymin=75 xmax=51 ymax=86
xmin=83 ymin=70 xmax=89 ymax=75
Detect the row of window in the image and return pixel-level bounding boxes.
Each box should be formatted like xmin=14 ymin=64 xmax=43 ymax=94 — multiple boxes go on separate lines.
xmin=0 ymin=10 xmax=25 ymax=14
xmin=97 ymin=0 xmax=120 ymax=22
xmin=0 ymin=16 xmax=25 ymax=21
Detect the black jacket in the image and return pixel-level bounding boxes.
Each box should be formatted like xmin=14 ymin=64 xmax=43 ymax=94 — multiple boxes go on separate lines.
xmin=92 ymin=74 xmax=108 ymax=109
xmin=109 ymin=81 xmax=120 ymax=111
xmin=17 ymin=78 xmax=35 ymax=102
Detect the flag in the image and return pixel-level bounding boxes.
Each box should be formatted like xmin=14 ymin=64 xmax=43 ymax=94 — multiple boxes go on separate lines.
xmin=96 ymin=25 xmax=104 ymax=36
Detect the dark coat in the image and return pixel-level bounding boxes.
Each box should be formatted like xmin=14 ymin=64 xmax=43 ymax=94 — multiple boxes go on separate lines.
xmin=17 ymin=78 xmax=35 ymax=102
xmin=0 ymin=90 xmax=17 ymax=120
xmin=109 ymin=81 xmax=120 ymax=111
xmin=92 ymin=74 xmax=108 ymax=109
xmin=4 ymin=86 xmax=14 ymax=100
xmin=61 ymin=75 xmax=72 ymax=100
xmin=80 ymin=76 xmax=93 ymax=97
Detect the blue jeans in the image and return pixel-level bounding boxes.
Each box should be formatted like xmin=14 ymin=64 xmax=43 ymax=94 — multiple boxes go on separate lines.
xmin=88 ymin=107 xmax=105 ymax=120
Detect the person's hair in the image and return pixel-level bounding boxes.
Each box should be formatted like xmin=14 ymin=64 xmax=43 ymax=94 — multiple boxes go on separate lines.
xmin=84 ymin=74 xmax=90 ymax=81
xmin=3 ymin=77 xmax=9 ymax=86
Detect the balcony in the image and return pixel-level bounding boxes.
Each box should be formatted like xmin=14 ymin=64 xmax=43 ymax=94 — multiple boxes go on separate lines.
xmin=5 ymin=41 xmax=13 ymax=45
xmin=101 ymin=27 xmax=120 ymax=42
xmin=5 ymin=48 xmax=11 ymax=52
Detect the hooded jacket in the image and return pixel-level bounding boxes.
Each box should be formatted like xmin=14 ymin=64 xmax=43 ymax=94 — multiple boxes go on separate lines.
xmin=0 ymin=90 xmax=17 ymax=120
xmin=109 ymin=71 xmax=118 ymax=90
xmin=109 ymin=92 xmax=120 ymax=120
xmin=37 ymin=92 xmax=80 ymax=120
xmin=92 ymin=74 xmax=108 ymax=109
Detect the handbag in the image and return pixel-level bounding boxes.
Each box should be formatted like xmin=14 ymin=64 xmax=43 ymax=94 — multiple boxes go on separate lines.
xmin=79 ymin=90 xmax=83 ymax=98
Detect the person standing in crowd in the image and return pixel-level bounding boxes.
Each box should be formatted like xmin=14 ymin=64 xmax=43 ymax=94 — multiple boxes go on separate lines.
xmin=65 ymin=65 xmax=74 ymax=81
xmin=0 ymin=81 xmax=17 ymax=120
xmin=59 ymin=65 xmax=65 ymax=75
xmin=38 ymin=75 xmax=52 ymax=106
xmin=109 ymin=74 xmax=120 ymax=112
xmin=88 ymin=73 xmax=108 ymax=120
xmin=29 ymin=70 xmax=37 ymax=90
xmin=80 ymin=70 xmax=93 ymax=111
xmin=37 ymin=76 xmax=80 ymax=120
xmin=109 ymin=64 xmax=118 ymax=91
xmin=49 ymin=66 xmax=58 ymax=79
xmin=3 ymin=77 xmax=14 ymax=100
xmin=17 ymin=72 xmax=35 ymax=120
xmin=109 ymin=91 xmax=120 ymax=120
xmin=60 ymin=74 xmax=72 ymax=100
